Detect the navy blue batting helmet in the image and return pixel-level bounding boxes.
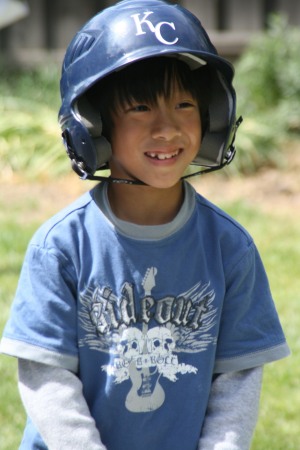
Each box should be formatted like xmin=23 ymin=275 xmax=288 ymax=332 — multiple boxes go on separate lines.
xmin=59 ymin=0 xmax=240 ymax=180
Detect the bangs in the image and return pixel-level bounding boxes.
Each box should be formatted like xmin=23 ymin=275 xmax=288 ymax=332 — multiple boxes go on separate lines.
xmin=111 ymin=57 xmax=200 ymax=109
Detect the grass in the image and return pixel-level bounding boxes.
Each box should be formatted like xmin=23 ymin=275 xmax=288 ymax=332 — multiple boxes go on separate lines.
xmin=0 ymin=192 xmax=41 ymax=449
xmin=0 ymin=186 xmax=298 ymax=449
xmin=223 ymin=201 xmax=299 ymax=450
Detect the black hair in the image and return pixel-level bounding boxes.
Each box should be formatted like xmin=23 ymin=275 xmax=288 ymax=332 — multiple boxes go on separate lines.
xmin=85 ymin=56 xmax=211 ymax=140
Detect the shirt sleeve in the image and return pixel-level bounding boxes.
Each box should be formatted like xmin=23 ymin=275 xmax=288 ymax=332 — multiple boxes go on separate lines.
xmin=214 ymin=242 xmax=290 ymax=372
xmin=18 ymin=359 xmax=107 ymax=450
xmin=198 ymin=367 xmax=263 ymax=450
xmin=1 ymin=244 xmax=79 ymax=372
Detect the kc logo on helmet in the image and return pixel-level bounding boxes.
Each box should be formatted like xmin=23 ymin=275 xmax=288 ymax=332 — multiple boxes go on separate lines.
xmin=131 ymin=11 xmax=179 ymax=45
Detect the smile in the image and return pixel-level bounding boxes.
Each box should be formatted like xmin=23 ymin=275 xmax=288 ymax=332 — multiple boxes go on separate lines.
xmin=145 ymin=150 xmax=180 ymax=160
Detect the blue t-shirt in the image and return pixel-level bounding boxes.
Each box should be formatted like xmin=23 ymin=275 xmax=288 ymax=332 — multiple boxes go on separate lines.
xmin=1 ymin=181 xmax=289 ymax=450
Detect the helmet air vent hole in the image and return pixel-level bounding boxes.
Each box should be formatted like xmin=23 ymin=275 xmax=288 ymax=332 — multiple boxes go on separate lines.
xmin=66 ymin=33 xmax=96 ymax=67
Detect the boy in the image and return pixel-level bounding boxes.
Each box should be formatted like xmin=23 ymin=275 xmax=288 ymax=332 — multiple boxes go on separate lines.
xmin=0 ymin=1 xmax=290 ymax=449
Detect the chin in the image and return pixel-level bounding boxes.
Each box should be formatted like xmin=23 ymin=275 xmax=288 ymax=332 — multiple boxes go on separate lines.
xmin=145 ymin=178 xmax=183 ymax=190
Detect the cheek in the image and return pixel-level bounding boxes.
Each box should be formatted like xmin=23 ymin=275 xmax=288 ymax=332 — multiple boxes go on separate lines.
xmin=110 ymin=124 xmax=129 ymax=155
xmin=188 ymin=115 xmax=202 ymax=147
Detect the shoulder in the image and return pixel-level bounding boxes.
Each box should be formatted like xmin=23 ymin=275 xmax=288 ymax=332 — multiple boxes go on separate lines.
xmin=192 ymin=187 xmax=252 ymax=244
xmin=30 ymin=188 xmax=99 ymax=250
xmin=186 ymin=184 xmax=256 ymax=275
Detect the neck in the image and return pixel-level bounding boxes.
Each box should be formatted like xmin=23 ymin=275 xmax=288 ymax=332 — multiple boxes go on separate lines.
xmin=107 ymin=182 xmax=184 ymax=225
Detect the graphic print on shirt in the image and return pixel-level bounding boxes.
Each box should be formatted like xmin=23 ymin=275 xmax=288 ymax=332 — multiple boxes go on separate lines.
xmin=126 ymin=267 xmax=164 ymax=411
xmin=79 ymin=267 xmax=218 ymax=413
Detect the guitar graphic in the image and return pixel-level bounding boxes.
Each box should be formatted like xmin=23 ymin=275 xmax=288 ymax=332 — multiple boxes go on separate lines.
xmin=125 ymin=267 xmax=165 ymax=412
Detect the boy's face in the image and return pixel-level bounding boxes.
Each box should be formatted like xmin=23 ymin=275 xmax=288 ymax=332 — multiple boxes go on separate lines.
xmin=109 ymin=85 xmax=201 ymax=189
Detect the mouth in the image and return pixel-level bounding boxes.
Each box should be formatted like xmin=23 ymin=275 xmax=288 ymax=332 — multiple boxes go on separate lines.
xmin=145 ymin=149 xmax=181 ymax=160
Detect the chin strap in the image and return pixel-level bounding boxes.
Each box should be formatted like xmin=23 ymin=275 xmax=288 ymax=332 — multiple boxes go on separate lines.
xmin=71 ymin=160 xmax=146 ymax=185
xmin=72 ymin=116 xmax=243 ymax=185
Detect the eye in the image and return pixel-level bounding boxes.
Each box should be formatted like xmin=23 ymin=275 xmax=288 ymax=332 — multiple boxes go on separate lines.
xmin=131 ymin=104 xmax=150 ymax=112
xmin=176 ymin=101 xmax=196 ymax=109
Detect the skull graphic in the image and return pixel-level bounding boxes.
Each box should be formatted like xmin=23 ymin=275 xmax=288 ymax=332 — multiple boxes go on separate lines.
xmin=118 ymin=328 xmax=144 ymax=360
xmin=146 ymin=326 xmax=175 ymax=356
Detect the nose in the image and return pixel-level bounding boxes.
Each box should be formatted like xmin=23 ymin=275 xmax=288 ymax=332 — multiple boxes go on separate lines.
xmin=151 ymin=109 xmax=181 ymax=141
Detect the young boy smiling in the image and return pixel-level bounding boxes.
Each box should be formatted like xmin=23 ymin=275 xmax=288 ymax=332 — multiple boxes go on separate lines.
xmin=1 ymin=1 xmax=289 ymax=449
xmin=95 ymin=57 xmax=204 ymax=224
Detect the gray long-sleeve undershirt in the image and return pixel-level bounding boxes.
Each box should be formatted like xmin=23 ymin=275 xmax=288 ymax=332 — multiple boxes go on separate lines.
xmin=18 ymin=359 xmax=263 ymax=450
xmin=198 ymin=367 xmax=263 ymax=449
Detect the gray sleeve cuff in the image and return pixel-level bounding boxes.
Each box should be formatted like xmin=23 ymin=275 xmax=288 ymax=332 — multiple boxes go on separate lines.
xmin=214 ymin=342 xmax=290 ymax=373
xmin=1 ymin=337 xmax=78 ymax=372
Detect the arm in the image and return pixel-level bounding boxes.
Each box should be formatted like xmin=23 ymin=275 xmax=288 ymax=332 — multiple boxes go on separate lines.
xmin=18 ymin=359 xmax=107 ymax=450
xmin=198 ymin=366 xmax=263 ymax=450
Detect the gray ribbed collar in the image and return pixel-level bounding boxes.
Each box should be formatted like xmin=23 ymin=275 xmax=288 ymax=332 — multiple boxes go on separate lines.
xmin=94 ymin=181 xmax=196 ymax=241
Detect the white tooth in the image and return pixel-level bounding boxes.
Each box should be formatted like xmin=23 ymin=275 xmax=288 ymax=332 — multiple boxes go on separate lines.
xmin=157 ymin=153 xmax=175 ymax=160
xmin=147 ymin=151 xmax=179 ymax=160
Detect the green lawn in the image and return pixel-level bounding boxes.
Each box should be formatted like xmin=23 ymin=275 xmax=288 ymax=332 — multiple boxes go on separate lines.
xmin=0 ymin=204 xmax=39 ymax=450
xmin=0 ymin=187 xmax=298 ymax=449
xmin=223 ymin=201 xmax=299 ymax=450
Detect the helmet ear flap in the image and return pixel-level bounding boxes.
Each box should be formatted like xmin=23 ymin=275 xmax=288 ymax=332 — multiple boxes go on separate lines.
xmin=62 ymin=96 xmax=112 ymax=176
xmin=194 ymin=69 xmax=236 ymax=167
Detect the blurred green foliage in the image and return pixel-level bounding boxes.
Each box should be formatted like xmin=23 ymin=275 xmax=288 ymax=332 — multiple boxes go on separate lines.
xmin=0 ymin=64 xmax=68 ymax=179
xmin=236 ymin=15 xmax=300 ymax=115
xmin=233 ymin=14 xmax=300 ymax=173
xmin=1 ymin=63 xmax=60 ymax=109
